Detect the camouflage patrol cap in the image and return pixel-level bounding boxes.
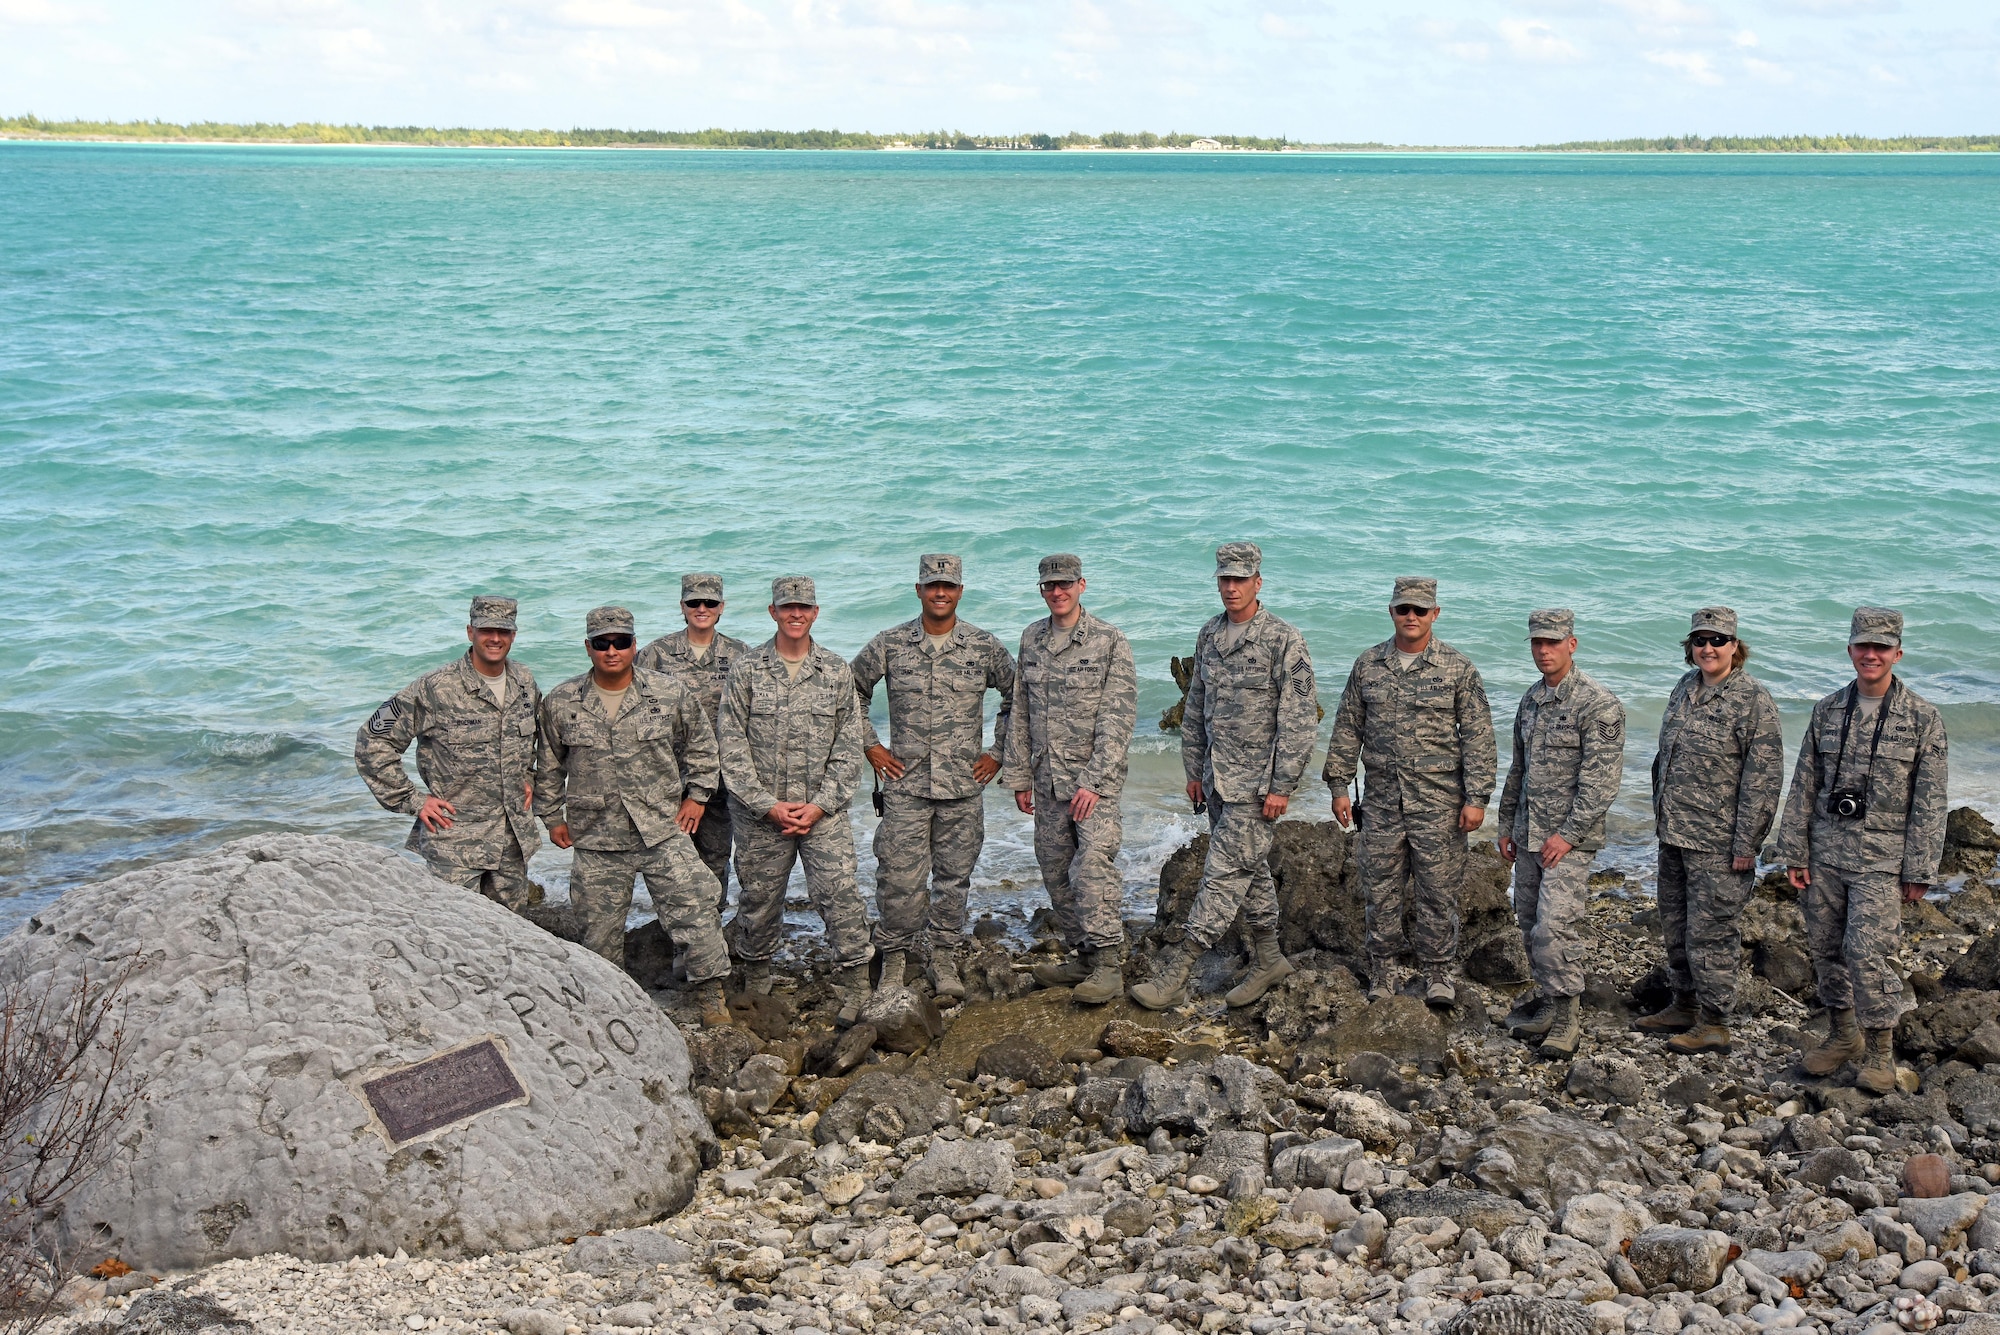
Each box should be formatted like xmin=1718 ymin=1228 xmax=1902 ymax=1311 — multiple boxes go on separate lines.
xmin=1527 ymin=608 xmax=1575 ymax=640
xmin=918 ymin=553 xmax=963 ymax=587
xmin=585 ymin=606 xmax=635 ymax=638
xmin=1390 ymin=576 xmax=1438 ymax=610
xmin=1849 ymin=606 xmax=1903 ymax=648
xmin=1689 ymin=607 xmax=1738 ymax=638
xmin=681 ymin=572 xmax=724 ymax=602
xmin=771 ymin=576 xmax=818 ymax=608
xmin=468 ymin=595 xmax=518 ymax=631
xmin=1038 ymin=554 xmax=1083 ymax=584
xmin=1215 ymin=542 xmax=1262 ymax=578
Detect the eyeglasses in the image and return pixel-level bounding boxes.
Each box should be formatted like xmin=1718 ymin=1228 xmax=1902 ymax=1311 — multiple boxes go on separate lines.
xmin=1040 ymin=581 xmax=1077 ymax=592
xmin=1391 ymin=605 xmax=1433 ymax=617
xmin=683 ymin=599 xmax=720 ymax=610
xmin=1689 ymin=634 xmax=1735 ymax=649
xmin=587 ymin=634 xmax=635 ymax=652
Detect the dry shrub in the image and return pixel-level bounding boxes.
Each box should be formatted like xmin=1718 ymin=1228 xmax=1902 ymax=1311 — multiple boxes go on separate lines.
xmin=0 ymin=960 xmax=142 ymax=1334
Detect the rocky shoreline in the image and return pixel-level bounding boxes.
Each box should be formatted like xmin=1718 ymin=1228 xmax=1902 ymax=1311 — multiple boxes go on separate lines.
xmin=46 ymin=813 xmax=2000 ymax=1335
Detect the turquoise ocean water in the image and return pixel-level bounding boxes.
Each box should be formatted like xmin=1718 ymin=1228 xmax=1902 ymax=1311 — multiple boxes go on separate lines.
xmin=3 ymin=143 xmax=1998 ymax=935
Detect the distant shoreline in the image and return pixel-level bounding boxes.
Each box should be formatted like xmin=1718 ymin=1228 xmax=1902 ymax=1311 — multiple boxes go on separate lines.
xmin=4 ymin=119 xmax=1996 ymax=154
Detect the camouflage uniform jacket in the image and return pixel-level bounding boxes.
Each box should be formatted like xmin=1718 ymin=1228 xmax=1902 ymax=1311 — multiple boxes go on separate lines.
xmin=1321 ymin=638 xmax=1497 ymax=814
xmin=532 ymin=667 xmax=719 ymax=851
xmin=1180 ymin=608 xmax=1319 ymax=804
xmin=717 ymin=639 xmax=866 ymax=818
xmin=1001 ymin=609 xmax=1138 ymax=801
xmin=1774 ymin=678 xmax=1948 ymax=882
xmin=1651 ymin=667 xmax=1785 ymax=860
xmin=851 ymin=619 xmax=1016 ymax=800
xmin=1497 ymin=668 xmax=1626 ymax=853
xmin=634 ymin=628 xmax=750 ymax=746
xmin=355 ymin=652 xmax=542 ymax=867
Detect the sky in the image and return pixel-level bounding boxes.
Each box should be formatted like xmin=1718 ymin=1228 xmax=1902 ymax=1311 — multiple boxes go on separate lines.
xmin=2 ymin=0 xmax=1996 ymax=144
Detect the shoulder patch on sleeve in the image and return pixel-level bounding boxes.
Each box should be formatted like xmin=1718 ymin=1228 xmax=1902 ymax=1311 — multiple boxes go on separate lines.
xmin=1289 ymin=660 xmax=1314 ymax=698
xmin=366 ymin=698 xmax=404 ymax=737
xmin=1596 ymin=719 xmax=1620 ymax=742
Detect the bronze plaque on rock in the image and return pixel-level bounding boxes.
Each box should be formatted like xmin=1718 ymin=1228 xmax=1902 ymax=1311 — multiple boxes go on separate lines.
xmin=360 ymin=1038 xmax=527 ymax=1145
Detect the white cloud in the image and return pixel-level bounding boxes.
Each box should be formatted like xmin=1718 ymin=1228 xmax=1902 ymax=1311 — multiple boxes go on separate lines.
xmin=1743 ymin=54 xmax=1792 ymax=81
xmin=0 ymin=0 xmax=103 ymax=22
xmin=1613 ymin=0 xmax=1720 ymax=29
xmin=550 ymin=0 xmax=688 ymax=30
xmin=1762 ymin=0 xmax=1900 ymax=13
xmin=1498 ymin=17 xmax=1580 ymax=62
xmin=1644 ymin=47 xmax=1722 ymax=81
xmin=1259 ymin=12 xmax=1314 ymax=40
xmin=1734 ymin=29 xmax=1758 ymax=45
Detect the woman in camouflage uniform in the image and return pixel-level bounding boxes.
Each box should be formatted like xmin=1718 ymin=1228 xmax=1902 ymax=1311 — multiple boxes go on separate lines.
xmin=1637 ymin=608 xmax=1784 ymax=1054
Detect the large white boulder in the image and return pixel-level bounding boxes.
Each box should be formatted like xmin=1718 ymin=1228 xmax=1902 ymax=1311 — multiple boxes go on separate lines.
xmin=5 ymin=833 xmax=715 ymax=1272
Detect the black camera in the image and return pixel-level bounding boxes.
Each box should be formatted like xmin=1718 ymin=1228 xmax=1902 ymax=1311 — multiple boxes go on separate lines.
xmin=1829 ymin=789 xmax=1868 ymax=820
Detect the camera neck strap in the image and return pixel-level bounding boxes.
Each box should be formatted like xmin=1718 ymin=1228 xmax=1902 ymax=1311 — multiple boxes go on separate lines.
xmin=1827 ymin=677 xmax=1897 ymax=800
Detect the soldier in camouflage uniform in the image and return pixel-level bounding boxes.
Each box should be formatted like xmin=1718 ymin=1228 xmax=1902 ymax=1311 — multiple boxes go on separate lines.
xmin=635 ymin=573 xmax=749 ymax=916
xmin=717 ymin=577 xmax=876 ymax=1026
xmin=852 ymin=554 xmax=1016 ymax=1000
xmin=1637 ymin=607 xmax=1784 ymax=1054
xmin=534 ymin=606 xmax=730 ymax=1027
xmin=356 ymin=595 xmax=542 ymax=910
xmin=1002 ymin=555 xmax=1139 ymax=1006
xmin=1777 ymin=608 xmax=1948 ymax=1095
xmin=1133 ymin=542 xmax=1318 ymax=1011
xmin=1323 ymin=576 xmax=1497 ymax=1007
xmin=1497 ymin=609 xmax=1626 ymax=1059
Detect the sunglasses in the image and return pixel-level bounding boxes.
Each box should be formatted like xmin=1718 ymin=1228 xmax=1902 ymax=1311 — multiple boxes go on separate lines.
xmin=1689 ymin=633 xmax=1735 ymax=649
xmin=1391 ymin=605 xmax=1434 ymax=617
xmin=683 ymin=599 xmax=720 ymax=610
xmin=587 ymin=634 xmax=635 ymax=652
xmin=1040 ymin=580 xmax=1077 ymax=592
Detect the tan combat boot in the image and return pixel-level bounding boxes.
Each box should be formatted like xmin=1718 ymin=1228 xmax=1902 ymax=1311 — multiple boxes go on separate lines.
xmin=1032 ymin=948 xmax=1093 ymax=989
xmin=1130 ymin=945 xmax=1193 ymax=1011
xmin=930 ymin=943 xmax=967 ymax=1002
xmin=834 ymin=963 xmax=872 ymax=1029
xmin=696 ymin=980 xmax=732 ymax=1028
xmin=1224 ymin=929 xmax=1295 ymax=1007
xmin=1509 ymin=992 xmax=1555 ymax=1039
xmin=878 ymin=949 xmax=908 ymax=991
xmin=1635 ymin=991 xmax=1700 ymax=1033
xmin=741 ymin=959 xmax=774 ymax=996
xmin=1801 ymin=1008 xmax=1864 ymax=1076
xmin=1424 ymin=972 xmax=1457 ymax=1007
xmin=1073 ymin=948 xmax=1125 ymax=1007
xmin=1367 ymin=960 xmax=1407 ymax=1004
xmin=1667 ymin=1008 xmax=1732 ymax=1054
xmin=1854 ymin=1028 xmax=1899 ymax=1095
xmin=1538 ymin=995 xmax=1582 ymax=1058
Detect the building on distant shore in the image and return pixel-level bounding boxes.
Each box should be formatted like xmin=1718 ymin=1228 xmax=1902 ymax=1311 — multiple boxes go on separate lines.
xmin=1190 ymin=138 xmax=1222 ymax=151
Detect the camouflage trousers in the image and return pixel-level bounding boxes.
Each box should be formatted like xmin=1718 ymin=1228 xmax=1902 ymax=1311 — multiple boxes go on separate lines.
xmin=1511 ymin=844 xmax=1593 ymax=998
xmin=569 ymin=838 xmax=727 ymax=983
xmin=1182 ymin=796 xmax=1281 ymax=950
xmin=728 ymin=798 xmax=874 ymax=970
xmin=1657 ymin=844 xmax=1753 ymax=1016
xmin=691 ymin=789 xmax=733 ymax=914
xmin=427 ymin=835 xmax=534 ymax=913
xmin=1357 ymin=802 xmax=1465 ymax=973
xmin=1803 ymin=861 xmax=1905 ymax=1031
xmin=1030 ymin=784 xmax=1125 ymax=952
xmin=873 ymin=790 xmax=983 ymax=956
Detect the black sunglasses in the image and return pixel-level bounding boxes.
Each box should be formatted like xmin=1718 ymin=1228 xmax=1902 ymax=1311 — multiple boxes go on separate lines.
xmin=587 ymin=634 xmax=635 ymax=652
xmin=1391 ymin=604 xmax=1434 ymax=617
xmin=683 ymin=599 xmax=720 ymax=610
xmin=1689 ymin=633 xmax=1735 ymax=649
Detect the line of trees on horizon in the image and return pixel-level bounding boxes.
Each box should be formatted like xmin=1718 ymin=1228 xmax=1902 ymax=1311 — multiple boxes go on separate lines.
xmin=3 ymin=117 xmax=1995 ymax=155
